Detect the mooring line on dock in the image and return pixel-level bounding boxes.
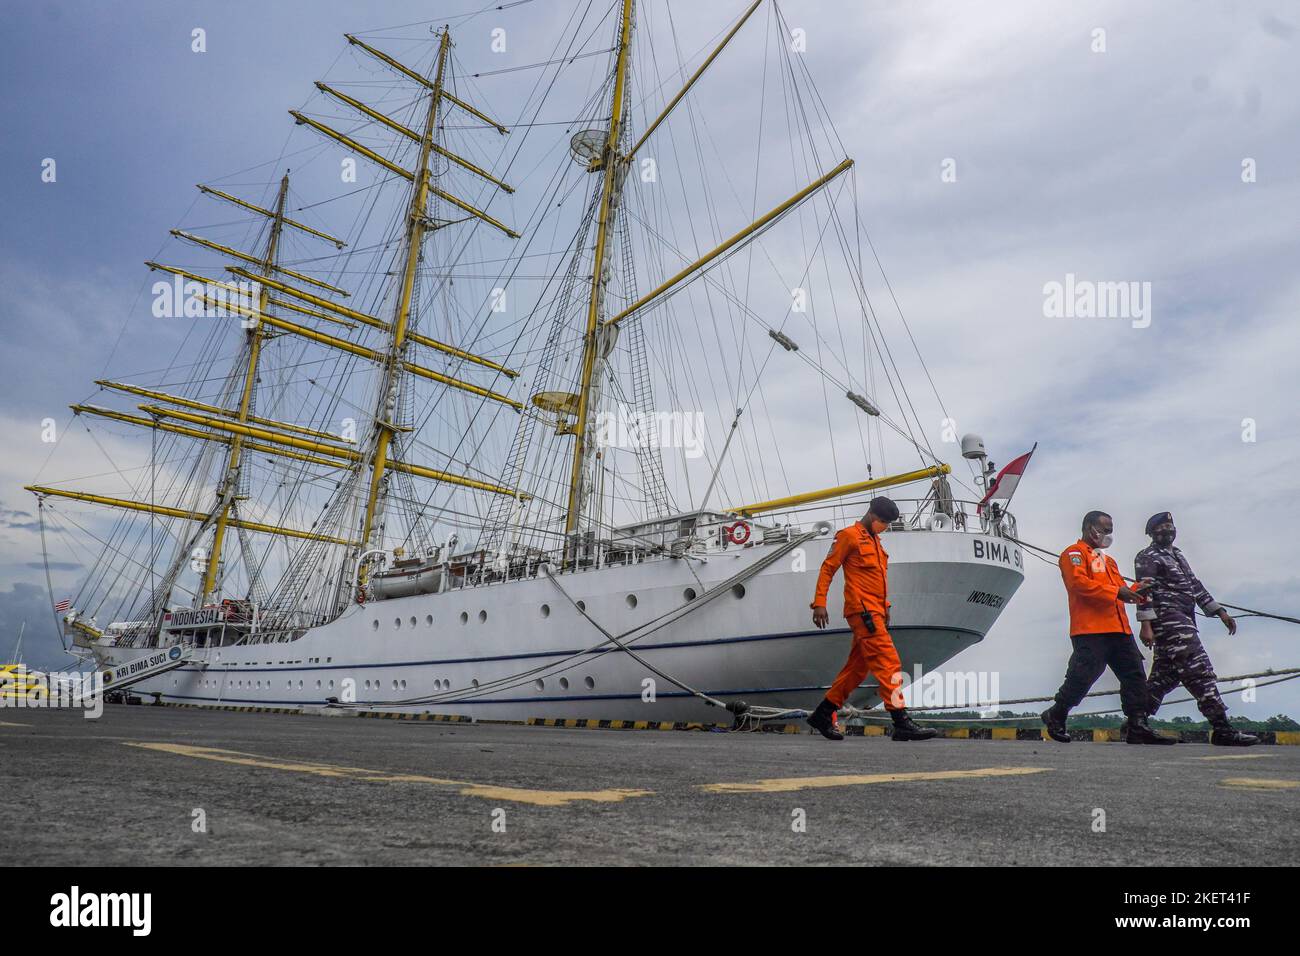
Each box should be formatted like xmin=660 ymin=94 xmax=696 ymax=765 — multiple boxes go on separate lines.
xmin=840 ymin=668 xmax=1300 ymax=724
xmin=538 ymin=526 xmax=827 ymax=728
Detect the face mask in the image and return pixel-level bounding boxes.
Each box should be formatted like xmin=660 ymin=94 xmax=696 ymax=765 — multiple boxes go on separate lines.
xmin=1152 ymin=529 xmax=1176 ymax=547
xmin=1095 ymin=533 xmax=1113 ymax=549
xmin=870 ymin=519 xmax=889 ymax=534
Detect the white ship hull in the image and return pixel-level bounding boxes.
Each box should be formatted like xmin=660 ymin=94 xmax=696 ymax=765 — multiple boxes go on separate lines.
xmin=96 ymin=530 xmax=1024 ymax=722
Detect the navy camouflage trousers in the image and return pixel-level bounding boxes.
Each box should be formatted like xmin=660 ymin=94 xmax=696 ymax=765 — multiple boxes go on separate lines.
xmin=1146 ymin=630 xmax=1227 ymax=724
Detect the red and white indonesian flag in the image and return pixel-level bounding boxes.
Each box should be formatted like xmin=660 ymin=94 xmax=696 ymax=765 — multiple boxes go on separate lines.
xmin=977 ymin=447 xmax=1035 ymax=515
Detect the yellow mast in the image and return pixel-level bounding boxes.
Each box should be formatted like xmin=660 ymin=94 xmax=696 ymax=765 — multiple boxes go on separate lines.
xmin=200 ymin=172 xmax=289 ymax=600
xmin=728 ymin=465 xmax=951 ymax=518
xmin=26 ymin=486 xmax=356 ymax=547
xmin=358 ymin=29 xmax=450 ymax=552
xmin=562 ymin=0 xmax=636 ymax=545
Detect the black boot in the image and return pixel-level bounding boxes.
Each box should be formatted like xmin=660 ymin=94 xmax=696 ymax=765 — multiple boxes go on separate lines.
xmin=1210 ymin=722 xmax=1259 ymax=747
xmin=1118 ymin=719 xmax=1129 ymax=742
xmin=1125 ymin=715 xmax=1178 ymax=745
xmin=1041 ymin=706 xmax=1070 ymax=743
xmin=806 ymin=698 xmax=843 ymax=741
xmin=890 ymin=708 xmax=938 ymax=741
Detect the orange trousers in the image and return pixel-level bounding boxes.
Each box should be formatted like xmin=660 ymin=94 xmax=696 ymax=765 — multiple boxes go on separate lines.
xmin=826 ymin=614 xmax=905 ymax=710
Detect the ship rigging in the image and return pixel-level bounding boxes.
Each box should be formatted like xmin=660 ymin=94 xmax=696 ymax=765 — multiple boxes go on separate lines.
xmin=28 ymin=1 xmax=1024 ymax=721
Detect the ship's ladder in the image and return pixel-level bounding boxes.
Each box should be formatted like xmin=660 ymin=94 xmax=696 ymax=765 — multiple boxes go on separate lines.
xmin=79 ymin=644 xmax=194 ymax=702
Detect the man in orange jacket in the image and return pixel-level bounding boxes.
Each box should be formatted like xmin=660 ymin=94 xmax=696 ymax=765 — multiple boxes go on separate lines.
xmin=1041 ymin=510 xmax=1175 ymax=745
xmin=807 ymin=496 xmax=938 ymax=742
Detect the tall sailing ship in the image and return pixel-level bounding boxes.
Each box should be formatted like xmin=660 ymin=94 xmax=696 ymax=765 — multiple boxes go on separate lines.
xmin=28 ymin=1 xmax=1025 ymax=721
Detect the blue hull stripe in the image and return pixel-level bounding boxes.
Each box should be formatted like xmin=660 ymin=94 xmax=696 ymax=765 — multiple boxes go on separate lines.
xmin=161 ymin=623 xmax=982 ymax=675
xmin=160 ymin=683 xmax=837 ymax=707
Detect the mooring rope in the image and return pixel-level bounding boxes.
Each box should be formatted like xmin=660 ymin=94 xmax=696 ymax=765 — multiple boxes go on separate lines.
xmin=1005 ymin=533 xmax=1300 ymax=626
xmin=838 ymin=669 xmax=1300 ymax=723
xmin=540 ymin=527 xmax=825 ymax=723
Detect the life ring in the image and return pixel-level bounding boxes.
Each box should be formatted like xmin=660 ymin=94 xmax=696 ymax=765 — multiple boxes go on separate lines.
xmin=726 ymin=521 xmax=752 ymax=546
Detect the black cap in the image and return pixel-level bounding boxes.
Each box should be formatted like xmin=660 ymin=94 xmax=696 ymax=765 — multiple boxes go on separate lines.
xmin=1145 ymin=511 xmax=1173 ymax=536
xmin=868 ymin=496 xmax=900 ymax=523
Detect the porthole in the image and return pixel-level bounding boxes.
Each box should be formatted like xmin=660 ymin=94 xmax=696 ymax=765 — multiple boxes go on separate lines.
xmin=540 ymin=604 xmax=551 ymax=618
xmin=328 ymin=680 xmax=335 ymax=690
xmin=534 ymin=679 xmax=545 ymax=691
xmin=471 ymin=679 xmax=480 ymax=689
xmin=409 ymin=616 xmax=417 ymax=628
xmin=478 ymin=609 xmax=487 ymax=623
xmin=371 ymin=619 xmax=379 ymax=631
xmin=625 ymin=593 xmax=638 ymax=609
xmin=286 ymin=680 xmax=292 ymax=689
xmin=425 ymin=614 xmax=434 ymax=627
xmin=400 ymin=680 xmax=407 ymax=690
xmin=460 ymin=611 xmax=469 ymax=625
xmin=584 ymin=676 xmax=595 ymax=689
xmin=316 ymin=680 xmax=322 ymax=689
xmin=559 ymin=677 xmax=570 ymax=690
xmin=394 ymin=617 xmax=402 ymax=629
xmin=576 ymin=600 xmax=586 ymax=612
xmin=392 ymin=679 xmax=399 ymax=690
xmin=732 ymin=584 xmax=746 ymax=599
xmin=298 ymin=680 xmax=304 ymax=689
xmin=683 ymin=587 xmax=697 ymax=601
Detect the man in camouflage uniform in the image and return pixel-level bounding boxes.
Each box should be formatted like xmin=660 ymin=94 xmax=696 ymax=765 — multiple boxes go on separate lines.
xmin=1132 ymin=512 xmax=1257 ymax=746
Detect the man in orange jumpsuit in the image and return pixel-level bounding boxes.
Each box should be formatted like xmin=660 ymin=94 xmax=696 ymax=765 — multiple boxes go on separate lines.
xmin=1040 ymin=510 xmax=1175 ymax=745
xmin=808 ymin=496 xmax=938 ymax=742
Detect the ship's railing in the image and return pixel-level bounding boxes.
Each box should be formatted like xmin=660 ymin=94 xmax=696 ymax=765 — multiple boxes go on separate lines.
xmin=345 ymin=497 xmax=1020 ymax=604
xmin=888 ymin=498 xmax=1018 ymax=540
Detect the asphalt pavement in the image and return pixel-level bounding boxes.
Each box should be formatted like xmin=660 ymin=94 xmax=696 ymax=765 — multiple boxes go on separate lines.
xmin=2 ymin=705 xmax=1296 ymax=866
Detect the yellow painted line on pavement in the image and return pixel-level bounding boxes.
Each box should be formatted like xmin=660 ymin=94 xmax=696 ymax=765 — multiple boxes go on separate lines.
xmin=1194 ymin=754 xmax=1273 ymax=761
xmin=1219 ymin=777 xmax=1299 ymax=791
xmin=123 ymin=742 xmax=652 ymax=806
xmin=700 ymin=766 xmax=1051 ymax=794
xmin=0 ymin=721 xmax=31 ymax=727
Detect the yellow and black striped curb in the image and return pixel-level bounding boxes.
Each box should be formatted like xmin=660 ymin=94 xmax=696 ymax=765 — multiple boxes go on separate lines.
xmin=141 ymin=701 xmax=1300 ymax=742
xmin=359 ymin=711 xmax=474 ymax=723
xmin=526 ymin=717 xmax=733 ymax=732
xmin=832 ymin=725 xmax=1300 ymax=744
xmin=157 ymin=701 xmax=306 ymax=717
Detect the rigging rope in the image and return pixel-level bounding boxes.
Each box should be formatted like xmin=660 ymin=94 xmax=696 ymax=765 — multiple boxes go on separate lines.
xmin=36 ymin=501 xmax=70 ymax=653
xmin=1005 ymin=534 xmax=1300 ymax=627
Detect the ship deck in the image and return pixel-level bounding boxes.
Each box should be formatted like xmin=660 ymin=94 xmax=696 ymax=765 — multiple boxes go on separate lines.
xmin=2 ymin=705 xmax=1295 ymax=866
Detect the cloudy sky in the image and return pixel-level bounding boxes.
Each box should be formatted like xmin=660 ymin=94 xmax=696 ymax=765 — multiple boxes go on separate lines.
xmin=2 ymin=0 xmax=1298 ymax=720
